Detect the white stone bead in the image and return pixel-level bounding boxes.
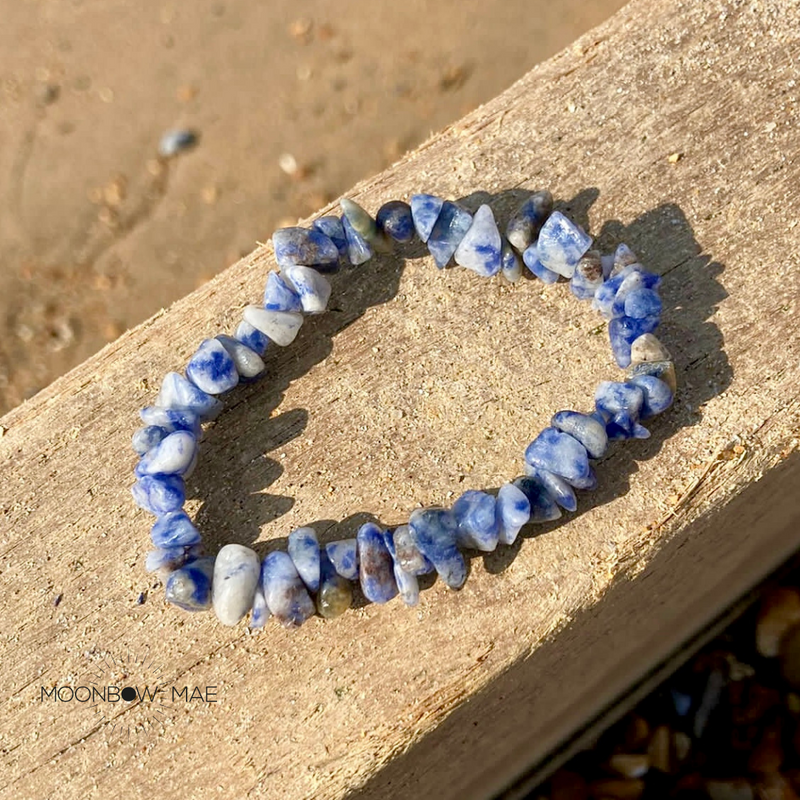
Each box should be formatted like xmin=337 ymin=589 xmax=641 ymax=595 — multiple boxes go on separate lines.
xmin=281 ymin=265 xmax=332 ymax=314
xmin=454 ymin=204 xmax=502 ymax=277
xmin=137 ymin=430 xmax=197 ymax=477
xmin=243 ymin=306 xmax=303 ymax=346
xmin=212 ymin=544 xmax=260 ymax=626
xmin=287 ymin=527 xmax=320 ymax=591
xmin=154 ymin=371 xmax=222 ymax=420
xmin=630 ymin=333 xmax=672 ymax=364
xmin=216 ymin=335 xmax=265 ymax=378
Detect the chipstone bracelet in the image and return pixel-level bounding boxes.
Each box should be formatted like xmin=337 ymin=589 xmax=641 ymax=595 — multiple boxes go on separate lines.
xmin=131 ymin=190 xmax=676 ymax=629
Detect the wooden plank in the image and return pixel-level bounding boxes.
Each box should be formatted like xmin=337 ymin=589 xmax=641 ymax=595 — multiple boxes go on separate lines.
xmin=1 ymin=0 xmax=800 ymax=797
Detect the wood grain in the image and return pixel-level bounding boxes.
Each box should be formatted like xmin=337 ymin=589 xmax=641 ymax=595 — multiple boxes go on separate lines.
xmin=2 ymin=0 xmax=800 ymax=797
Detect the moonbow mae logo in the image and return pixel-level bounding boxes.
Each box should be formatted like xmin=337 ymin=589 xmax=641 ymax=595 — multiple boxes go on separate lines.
xmin=40 ymin=649 xmax=217 ymax=739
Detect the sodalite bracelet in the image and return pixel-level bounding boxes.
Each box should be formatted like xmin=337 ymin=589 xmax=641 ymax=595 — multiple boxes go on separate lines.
xmin=131 ymin=190 xmax=678 ymax=629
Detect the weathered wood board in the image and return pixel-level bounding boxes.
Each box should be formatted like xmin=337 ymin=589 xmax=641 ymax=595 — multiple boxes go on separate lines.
xmin=2 ymin=0 xmax=800 ymax=797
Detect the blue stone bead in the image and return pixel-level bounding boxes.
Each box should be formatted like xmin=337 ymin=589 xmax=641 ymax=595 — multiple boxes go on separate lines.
xmin=426 ymin=201 xmax=472 ymax=268
xmin=341 ymin=214 xmax=373 ymax=265
xmin=340 ymin=198 xmax=382 ymax=246
xmin=528 ymin=467 xmax=577 ymax=512
xmin=140 ymin=406 xmax=202 ymax=437
xmin=316 ymin=551 xmax=353 ymax=619
xmin=624 ymin=288 xmax=662 ymax=319
xmin=609 ymin=315 xmax=661 ymax=367
xmin=272 ymin=226 xmax=339 ymax=269
xmin=511 ymin=476 xmax=563 ymax=523
xmin=595 ymin=381 xmax=649 ymax=440
xmin=390 ymin=524 xmax=434 ymax=575
xmin=607 ymin=265 xmax=644 ymax=319
xmin=376 ymin=200 xmax=415 ymax=243
xmin=263 ymin=271 xmax=302 ymax=313
xmin=596 ymin=267 xmax=638 ymax=316
xmin=216 ymin=334 xmax=265 ymax=379
xmin=630 ymin=313 xmax=662 ymax=337
xmin=235 ymin=320 xmax=270 ymax=356
xmin=150 ymin=510 xmax=202 ymax=548
xmin=593 ymin=281 xmax=619 ymax=318
xmin=312 ymin=216 xmax=348 ymax=261
xmin=569 ymin=251 xmax=604 ymax=300
xmin=357 ymin=522 xmax=398 ymax=604
xmin=496 ymin=482 xmax=532 ymax=545
xmin=522 ymin=245 xmax=560 ymax=283
xmin=325 ymin=538 xmax=359 ymax=580
xmin=145 ymin=544 xmax=202 ymax=573
xmin=132 ymin=425 xmax=167 ymax=456
xmin=630 ymin=265 xmax=662 ymax=289
xmin=505 ymin=190 xmax=553 ymax=252
xmin=610 ymin=271 xmax=659 ymax=318
xmin=132 ymin=473 xmax=185 ymax=515
xmin=165 ymin=556 xmax=214 ymax=611
xmin=536 ymin=211 xmax=592 ymax=278
xmin=136 ymin=430 xmax=197 ymax=478
xmin=501 ymin=239 xmax=523 ymax=283
xmin=627 ymin=358 xmax=677 ymax=394
xmin=606 ymin=411 xmax=650 ymax=440
xmin=250 ymin=585 xmax=270 ymax=628
xmin=593 ymin=264 xmax=661 ymax=326
xmin=282 ymin=265 xmax=332 ymax=315
xmin=568 ymin=469 xmax=598 ymax=490
xmin=612 ymin=243 xmax=639 ymax=275
xmin=408 ymin=508 xmax=466 ymax=589
xmin=243 ymin=306 xmax=304 ymax=347
xmin=339 ymin=199 xmax=373 ymax=235
xmin=410 ymin=194 xmax=444 ymax=243
xmin=393 ymin=561 xmax=420 ymax=607
xmin=452 ymin=490 xmax=499 ymax=551
xmin=628 ymin=375 xmax=674 ymax=418
xmin=595 ymin=380 xmax=645 ymax=419
xmin=382 ymin=528 xmax=399 ymax=560
xmin=288 ymin=527 xmax=320 ymax=592
xmin=260 ymin=551 xmax=315 ymax=628
xmin=569 ymin=275 xmax=599 ymax=301
xmin=608 ymin=318 xmax=634 ymax=368
xmin=454 ymin=204 xmax=503 ymax=277
xmin=155 ymin=372 xmax=222 ymax=421
xmin=186 ymin=338 xmax=239 ymax=395
xmin=383 ymin=529 xmax=420 ymax=607
xmin=550 ymin=410 xmax=608 ymax=459
xmin=524 ymin=427 xmax=591 ymax=484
